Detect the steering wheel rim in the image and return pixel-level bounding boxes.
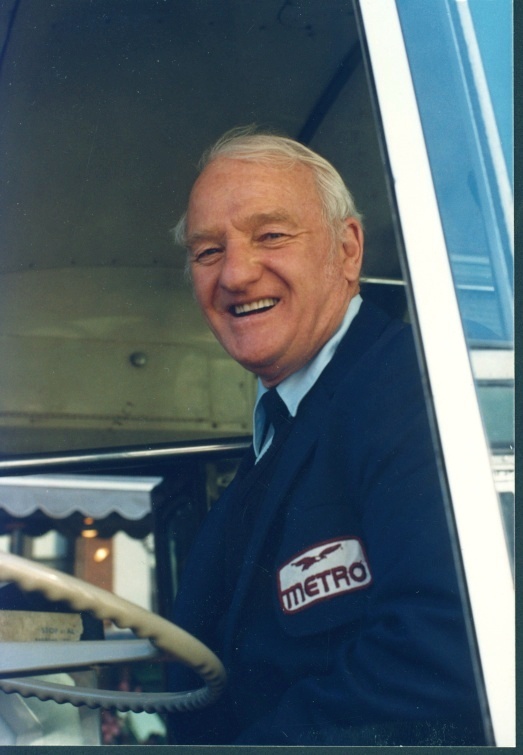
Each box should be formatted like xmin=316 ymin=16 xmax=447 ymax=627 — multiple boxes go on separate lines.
xmin=0 ymin=551 xmax=226 ymax=712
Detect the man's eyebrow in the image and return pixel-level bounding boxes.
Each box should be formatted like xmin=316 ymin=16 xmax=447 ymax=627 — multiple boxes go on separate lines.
xmin=185 ymin=229 xmax=222 ymax=248
xmin=248 ymin=211 xmax=296 ymax=226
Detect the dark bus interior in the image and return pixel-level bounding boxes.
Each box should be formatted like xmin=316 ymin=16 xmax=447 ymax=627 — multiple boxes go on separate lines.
xmin=0 ymin=0 xmax=406 ymax=457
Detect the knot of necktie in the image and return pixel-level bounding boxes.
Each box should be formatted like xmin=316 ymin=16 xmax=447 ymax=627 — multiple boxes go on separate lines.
xmin=260 ymin=388 xmax=291 ymax=447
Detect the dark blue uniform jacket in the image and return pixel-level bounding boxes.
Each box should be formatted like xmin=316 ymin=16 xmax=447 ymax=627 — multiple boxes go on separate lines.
xmin=169 ymin=300 xmax=485 ymax=745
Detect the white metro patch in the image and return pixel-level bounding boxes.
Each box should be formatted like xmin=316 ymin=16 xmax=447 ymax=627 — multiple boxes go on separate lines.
xmin=277 ymin=537 xmax=372 ymax=614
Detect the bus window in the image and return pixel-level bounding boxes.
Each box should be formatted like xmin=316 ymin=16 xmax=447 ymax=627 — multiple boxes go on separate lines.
xmin=393 ymin=1 xmax=515 ymax=567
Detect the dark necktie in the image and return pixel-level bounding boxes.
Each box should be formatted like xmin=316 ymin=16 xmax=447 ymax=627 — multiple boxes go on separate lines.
xmin=260 ymin=388 xmax=291 ymax=449
xmin=225 ymin=387 xmax=293 ymax=591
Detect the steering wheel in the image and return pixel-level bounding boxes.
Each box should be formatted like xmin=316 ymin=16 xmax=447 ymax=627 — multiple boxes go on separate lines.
xmin=0 ymin=551 xmax=226 ymax=713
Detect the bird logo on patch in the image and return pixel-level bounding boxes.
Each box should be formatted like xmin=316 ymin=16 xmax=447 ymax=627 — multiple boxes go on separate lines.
xmin=292 ymin=543 xmax=342 ymax=571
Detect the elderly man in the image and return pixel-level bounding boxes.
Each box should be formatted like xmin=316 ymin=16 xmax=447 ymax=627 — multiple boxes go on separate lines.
xmin=169 ymin=130 xmax=484 ymax=745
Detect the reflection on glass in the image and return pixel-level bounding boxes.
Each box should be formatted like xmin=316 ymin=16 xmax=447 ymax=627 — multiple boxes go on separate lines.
xmin=397 ymin=0 xmax=513 ymax=346
xmin=396 ymin=0 xmax=514 ymax=566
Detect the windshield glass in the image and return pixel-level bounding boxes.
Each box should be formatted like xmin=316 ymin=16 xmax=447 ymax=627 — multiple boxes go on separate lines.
xmin=397 ymin=0 xmax=513 ymax=346
xmin=396 ymin=0 xmax=514 ymax=562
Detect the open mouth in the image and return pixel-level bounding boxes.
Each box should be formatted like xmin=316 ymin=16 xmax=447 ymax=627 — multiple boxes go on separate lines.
xmin=230 ymin=298 xmax=279 ymax=317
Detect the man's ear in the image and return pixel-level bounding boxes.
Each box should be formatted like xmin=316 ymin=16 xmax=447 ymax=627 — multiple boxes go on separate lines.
xmin=340 ymin=217 xmax=364 ymax=284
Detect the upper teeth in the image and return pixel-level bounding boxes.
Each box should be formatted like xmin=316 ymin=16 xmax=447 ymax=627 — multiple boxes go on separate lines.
xmin=234 ymin=298 xmax=278 ymax=315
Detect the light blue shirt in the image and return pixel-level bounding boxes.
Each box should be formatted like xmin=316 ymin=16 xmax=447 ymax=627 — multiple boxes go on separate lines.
xmin=253 ymin=294 xmax=363 ymax=460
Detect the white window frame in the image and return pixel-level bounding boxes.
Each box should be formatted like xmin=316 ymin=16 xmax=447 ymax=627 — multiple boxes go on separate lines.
xmin=358 ymin=0 xmax=514 ymax=746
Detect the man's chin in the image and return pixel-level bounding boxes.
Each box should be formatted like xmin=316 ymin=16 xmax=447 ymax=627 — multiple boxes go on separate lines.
xmin=238 ymin=358 xmax=292 ymax=388
xmin=231 ymin=351 xmax=280 ymax=380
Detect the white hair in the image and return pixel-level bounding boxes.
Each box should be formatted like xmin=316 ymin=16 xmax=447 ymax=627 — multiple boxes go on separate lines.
xmin=172 ymin=126 xmax=363 ymax=248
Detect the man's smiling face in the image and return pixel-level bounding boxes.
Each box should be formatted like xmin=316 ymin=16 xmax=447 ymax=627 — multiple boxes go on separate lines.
xmin=186 ymin=157 xmax=363 ymax=386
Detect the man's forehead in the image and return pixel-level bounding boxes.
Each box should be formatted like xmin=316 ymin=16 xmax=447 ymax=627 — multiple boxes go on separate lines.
xmin=188 ymin=158 xmax=320 ymax=217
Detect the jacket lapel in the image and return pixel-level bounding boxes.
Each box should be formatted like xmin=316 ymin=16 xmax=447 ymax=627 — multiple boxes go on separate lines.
xmin=317 ymin=298 xmax=396 ymax=398
xmin=221 ymin=401 xmax=321 ymax=661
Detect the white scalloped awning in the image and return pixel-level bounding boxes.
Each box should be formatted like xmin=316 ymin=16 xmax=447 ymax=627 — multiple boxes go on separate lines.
xmin=0 ymin=475 xmax=161 ymax=520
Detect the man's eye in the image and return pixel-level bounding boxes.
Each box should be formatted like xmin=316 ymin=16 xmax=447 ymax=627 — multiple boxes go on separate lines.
xmin=260 ymin=232 xmax=286 ymax=242
xmin=193 ymin=247 xmax=222 ymax=264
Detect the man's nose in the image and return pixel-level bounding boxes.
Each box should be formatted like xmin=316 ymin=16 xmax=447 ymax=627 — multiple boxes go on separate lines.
xmin=218 ymin=239 xmax=262 ymax=291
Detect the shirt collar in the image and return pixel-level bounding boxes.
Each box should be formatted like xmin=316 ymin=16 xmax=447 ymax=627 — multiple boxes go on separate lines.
xmin=253 ymin=294 xmax=362 ymax=458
